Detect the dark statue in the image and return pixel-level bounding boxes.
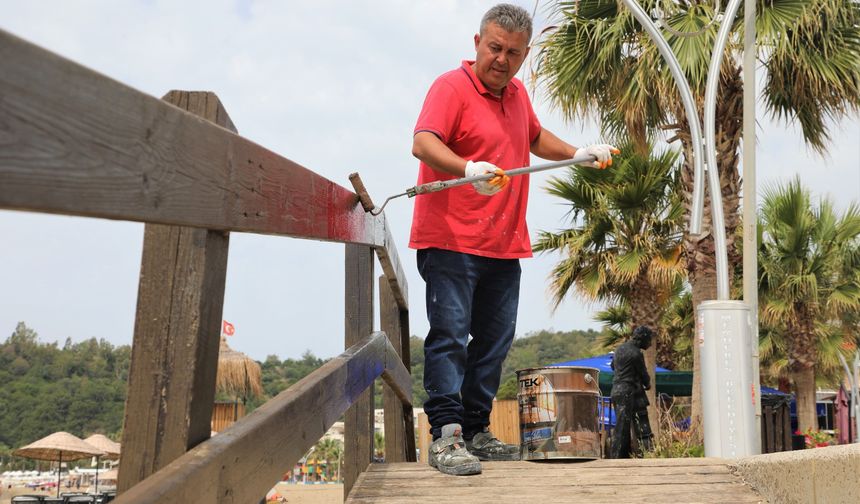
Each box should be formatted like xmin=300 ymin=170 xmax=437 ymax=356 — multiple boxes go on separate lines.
xmin=610 ymin=326 xmax=655 ymax=458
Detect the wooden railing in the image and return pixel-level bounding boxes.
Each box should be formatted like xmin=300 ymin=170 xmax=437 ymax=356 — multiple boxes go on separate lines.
xmin=0 ymin=28 xmax=415 ymax=502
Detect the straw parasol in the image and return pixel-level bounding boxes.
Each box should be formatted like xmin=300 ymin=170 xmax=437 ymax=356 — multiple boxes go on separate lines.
xmin=217 ymin=336 xmax=263 ymax=399
xmin=13 ymin=432 xmax=104 ymax=497
xmin=83 ymin=434 xmax=120 ymax=493
xmin=98 ymin=468 xmax=118 ymax=482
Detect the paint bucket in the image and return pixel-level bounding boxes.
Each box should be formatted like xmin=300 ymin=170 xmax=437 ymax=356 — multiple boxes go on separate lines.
xmin=516 ymin=366 xmax=601 ymax=460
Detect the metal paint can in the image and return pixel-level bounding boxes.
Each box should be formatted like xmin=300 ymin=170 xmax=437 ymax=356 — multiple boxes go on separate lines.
xmin=516 ymin=366 xmax=601 ymax=460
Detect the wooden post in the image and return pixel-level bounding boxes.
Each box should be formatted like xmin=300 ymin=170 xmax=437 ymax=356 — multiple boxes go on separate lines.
xmin=118 ymin=91 xmax=235 ymax=493
xmin=380 ymin=276 xmax=409 ymax=462
xmin=417 ymin=412 xmax=430 ymax=464
xmin=344 ymin=244 xmax=374 ymax=500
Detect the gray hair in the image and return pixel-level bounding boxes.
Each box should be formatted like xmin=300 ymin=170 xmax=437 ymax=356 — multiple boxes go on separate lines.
xmin=480 ymin=3 xmax=533 ymax=41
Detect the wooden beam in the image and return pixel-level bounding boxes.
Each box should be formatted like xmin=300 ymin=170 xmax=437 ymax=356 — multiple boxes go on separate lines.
xmin=0 ymin=28 xmax=409 ymax=311
xmin=118 ymin=91 xmax=234 ymax=493
xmin=0 ymin=29 xmax=379 ymax=243
xmin=113 ymin=332 xmax=399 ymax=504
xmin=381 ymin=275 xmax=408 ymax=463
xmin=374 ymin=221 xmax=408 ymax=310
xmin=343 ymin=245 xmax=375 ymax=501
xmin=397 ymin=297 xmax=416 ymax=461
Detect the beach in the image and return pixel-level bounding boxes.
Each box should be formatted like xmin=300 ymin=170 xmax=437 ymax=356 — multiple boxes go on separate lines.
xmin=1 ymin=483 xmax=344 ymax=504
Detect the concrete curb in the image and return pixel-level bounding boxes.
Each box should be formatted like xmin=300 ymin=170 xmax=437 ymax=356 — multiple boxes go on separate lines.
xmin=729 ymin=444 xmax=860 ymax=503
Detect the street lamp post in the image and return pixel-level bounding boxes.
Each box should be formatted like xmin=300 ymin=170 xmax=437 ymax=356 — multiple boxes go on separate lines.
xmin=619 ymin=0 xmax=760 ymax=457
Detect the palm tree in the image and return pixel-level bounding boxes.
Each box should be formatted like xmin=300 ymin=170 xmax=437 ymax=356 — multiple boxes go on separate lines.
xmin=533 ymin=143 xmax=686 ymax=424
xmin=759 ymin=178 xmax=860 ymax=431
xmin=533 ymin=0 xmax=860 ymax=436
xmin=309 ymin=438 xmax=343 ymax=482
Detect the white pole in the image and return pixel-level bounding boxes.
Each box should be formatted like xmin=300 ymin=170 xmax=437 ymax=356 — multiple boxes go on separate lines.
xmin=618 ymin=0 xmax=706 ymax=236
xmin=743 ymin=0 xmax=762 ymax=454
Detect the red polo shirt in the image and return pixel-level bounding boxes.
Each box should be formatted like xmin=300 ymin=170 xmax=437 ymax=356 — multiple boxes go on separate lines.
xmin=409 ymin=61 xmax=541 ymax=259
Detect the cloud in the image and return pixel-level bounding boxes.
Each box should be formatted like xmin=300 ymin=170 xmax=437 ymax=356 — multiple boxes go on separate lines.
xmin=1 ymin=0 xmax=857 ymax=361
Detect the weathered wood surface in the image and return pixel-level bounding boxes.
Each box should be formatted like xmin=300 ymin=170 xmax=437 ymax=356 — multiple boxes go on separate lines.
xmin=114 ymin=332 xmax=405 ymax=504
xmin=118 ymin=91 xmax=234 ymax=493
xmin=0 ymin=28 xmax=407 ymax=309
xmin=344 ymin=245 xmax=376 ymax=501
xmin=346 ymin=459 xmax=766 ymax=503
xmin=381 ymin=276 xmax=408 ymax=463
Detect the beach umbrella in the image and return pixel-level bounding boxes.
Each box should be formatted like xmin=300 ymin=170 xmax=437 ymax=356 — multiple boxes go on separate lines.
xmin=83 ymin=434 xmax=120 ymax=494
xmin=98 ymin=468 xmax=118 ymax=481
xmin=217 ymin=336 xmax=263 ymax=402
xmin=13 ymin=432 xmax=104 ymax=497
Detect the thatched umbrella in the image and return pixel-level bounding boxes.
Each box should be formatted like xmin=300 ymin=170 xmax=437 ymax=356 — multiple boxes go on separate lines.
xmin=217 ymin=336 xmax=263 ymax=415
xmin=13 ymin=432 xmax=104 ymax=497
xmin=83 ymin=434 xmax=120 ymax=494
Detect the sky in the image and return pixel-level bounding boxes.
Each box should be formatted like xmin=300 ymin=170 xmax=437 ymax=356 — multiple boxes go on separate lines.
xmin=1 ymin=0 xmax=858 ymax=362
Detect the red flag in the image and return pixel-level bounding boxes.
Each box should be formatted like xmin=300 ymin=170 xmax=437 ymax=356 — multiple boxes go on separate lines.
xmin=222 ymin=320 xmax=235 ymax=336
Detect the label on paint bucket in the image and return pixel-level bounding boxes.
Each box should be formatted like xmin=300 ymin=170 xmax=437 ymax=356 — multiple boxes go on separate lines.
xmin=522 ymin=427 xmax=553 ymax=443
xmin=557 ymin=435 xmax=571 ymax=444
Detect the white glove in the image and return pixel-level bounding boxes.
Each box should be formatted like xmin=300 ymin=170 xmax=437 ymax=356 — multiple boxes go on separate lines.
xmin=464 ymin=160 xmax=510 ymax=196
xmin=575 ymin=144 xmax=620 ymax=169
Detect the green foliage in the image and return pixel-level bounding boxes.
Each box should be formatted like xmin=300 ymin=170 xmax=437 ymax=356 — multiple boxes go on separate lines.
xmin=0 ymin=322 xmax=129 ymax=466
xmin=535 ymin=0 xmax=860 ymax=151
xmin=409 ymin=336 xmax=428 ymax=407
xmin=246 ymin=350 xmax=329 ymax=411
xmin=0 ymin=322 xmax=328 ymax=468
xmin=533 ymin=143 xmax=685 ymax=306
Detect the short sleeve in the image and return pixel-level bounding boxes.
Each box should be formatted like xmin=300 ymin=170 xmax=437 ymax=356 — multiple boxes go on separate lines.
xmin=414 ymin=78 xmax=462 ymax=145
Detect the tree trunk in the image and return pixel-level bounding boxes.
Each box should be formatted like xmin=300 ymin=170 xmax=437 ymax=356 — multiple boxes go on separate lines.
xmin=674 ymin=65 xmax=744 ymax=444
xmin=792 ymin=365 xmax=817 ymax=433
xmin=789 ymin=306 xmax=819 ymax=433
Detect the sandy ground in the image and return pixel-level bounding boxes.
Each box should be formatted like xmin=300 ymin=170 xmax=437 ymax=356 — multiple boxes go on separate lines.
xmin=0 ymin=483 xmax=343 ymax=504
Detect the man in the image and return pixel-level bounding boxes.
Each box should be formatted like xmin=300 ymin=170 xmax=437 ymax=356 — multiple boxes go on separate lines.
xmin=609 ymin=326 xmax=655 ymax=459
xmin=410 ymin=4 xmax=619 ymax=476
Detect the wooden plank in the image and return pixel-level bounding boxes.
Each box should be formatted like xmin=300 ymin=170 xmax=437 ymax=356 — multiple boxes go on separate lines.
xmin=359 ymin=466 xmax=734 ymax=479
xmin=114 ymin=332 xmax=395 ymax=504
xmin=488 ymin=399 xmax=520 ymax=446
xmin=375 ymin=222 xmax=408 ymax=310
xmin=0 ymin=28 xmax=409 ymax=312
xmin=371 ymin=458 xmax=733 ymax=471
xmin=381 ymin=276 xmax=407 ymax=463
xmin=118 ymin=91 xmax=234 ymax=493
xmin=0 ymin=29 xmax=378 ymax=243
xmin=417 ymin=412 xmax=430 ymax=464
xmin=395 ymin=295 xmax=415 ymax=462
xmin=346 ymin=461 xmax=765 ymax=504
xmin=353 ymin=474 xmax=739 ymax=486
xmin=344 ymin=245 xmax=375 ymax=501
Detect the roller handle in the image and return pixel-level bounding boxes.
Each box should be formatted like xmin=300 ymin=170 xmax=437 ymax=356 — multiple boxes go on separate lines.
xmin=348 ymin=172 xmax=376 ymax=213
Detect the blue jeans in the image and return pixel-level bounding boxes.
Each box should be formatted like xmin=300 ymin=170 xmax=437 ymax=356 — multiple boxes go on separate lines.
xmin=417 ymin=248 xmax=521 ymax=440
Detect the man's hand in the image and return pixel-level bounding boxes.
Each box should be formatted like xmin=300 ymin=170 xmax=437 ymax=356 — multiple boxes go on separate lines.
xmin=575 ymin=144 xmax=621 ymax=170
xmin=465 ymin=160 xmax=510 ymax=196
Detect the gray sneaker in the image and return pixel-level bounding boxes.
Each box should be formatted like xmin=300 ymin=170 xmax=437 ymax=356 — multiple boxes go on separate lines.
xmin=465 ymin=429 xmax=520 ymax=461
xmin=428 ymin=423 xmax=482 ymax=476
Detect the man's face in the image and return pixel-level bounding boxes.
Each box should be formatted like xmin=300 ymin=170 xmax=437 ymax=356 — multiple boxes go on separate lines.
xmin=473 ymin=22 xmax=530 ymax=95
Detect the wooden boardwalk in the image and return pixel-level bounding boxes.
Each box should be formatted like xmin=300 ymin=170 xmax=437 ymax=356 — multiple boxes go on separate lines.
xmin=347 ymin=458 xmax=765 ymax=504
